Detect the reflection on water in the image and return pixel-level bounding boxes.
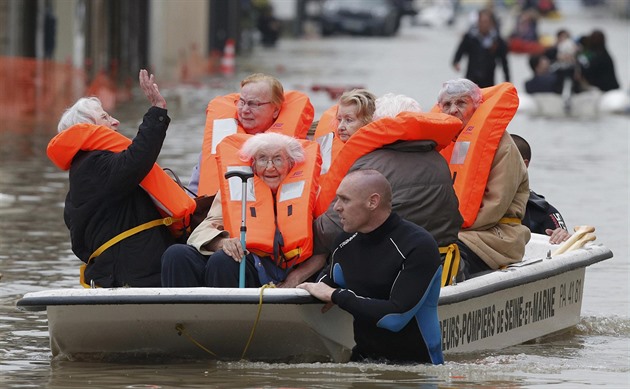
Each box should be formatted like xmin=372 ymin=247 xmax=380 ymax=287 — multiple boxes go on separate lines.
xmin=6 ymin=359 xmax=539 ymax=388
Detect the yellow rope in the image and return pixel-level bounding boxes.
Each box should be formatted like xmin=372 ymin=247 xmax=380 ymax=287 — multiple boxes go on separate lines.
xmin=173 ymin=284 xmax=276 ymax=360
xmin=175 ymin=323 xmax=218 ymax=357
xmin=241 ymin=283 xmax=276 ymax=360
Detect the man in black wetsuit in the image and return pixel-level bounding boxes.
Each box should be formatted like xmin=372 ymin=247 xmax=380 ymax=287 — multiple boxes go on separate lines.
xmin=298 ymin=169 xmax=444 ymax=364
xmin=511 ymin=134 xmax=570 ymax=244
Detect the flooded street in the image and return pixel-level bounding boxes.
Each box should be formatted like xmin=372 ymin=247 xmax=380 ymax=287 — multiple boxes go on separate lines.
xmin=1 ymin=2 xmax=629 ymax=388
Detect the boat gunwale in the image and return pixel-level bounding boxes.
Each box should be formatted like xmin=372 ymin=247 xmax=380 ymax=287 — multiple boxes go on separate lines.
xmin=16 ymin=245 xmax=613 ymax=312
xmin=16 ymin=290 xmax=321 ymax=311
xmin=439 ymin=245 xmax=612 ymax=305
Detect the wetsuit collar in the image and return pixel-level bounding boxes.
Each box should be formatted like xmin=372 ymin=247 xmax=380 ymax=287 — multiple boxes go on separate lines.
xmin=359 ymin=212 xmax=402 ymax=242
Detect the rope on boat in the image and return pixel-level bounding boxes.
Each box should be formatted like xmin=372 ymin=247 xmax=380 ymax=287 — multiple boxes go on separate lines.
xmin=174 ymin=283 xmax=276 ymax=360
xmin=241 ymin=283 xmax=276 ymax=360
xmin=175 ymin=323 xmax=218 ymax=357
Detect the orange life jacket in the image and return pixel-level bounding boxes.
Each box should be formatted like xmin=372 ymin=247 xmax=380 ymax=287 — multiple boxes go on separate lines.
xmin=216 ymin=133 xmax=321 ymax=268
xmin=313 ymin=104 xmax=344 ymax=176
xmin=47 ymin=123 xmax=196 ymax=237
xmin=437 ymin=82 xmax=520 ymax=228
xmin=198 ymin=90 xmax=314 ymax=197
xmin=315 ymin=111 xmax=462 ymax=217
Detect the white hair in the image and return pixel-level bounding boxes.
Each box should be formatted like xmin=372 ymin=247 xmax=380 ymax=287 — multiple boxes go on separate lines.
xmin=57 ymin=97 xmax=103 ymax=133
xmin=437 ymin=79 xmax=483 ymax=108
xmin=373 ymin=93 xmax=422 ymax=121
xmin=239 ymin=132 xmax=305 ymax=165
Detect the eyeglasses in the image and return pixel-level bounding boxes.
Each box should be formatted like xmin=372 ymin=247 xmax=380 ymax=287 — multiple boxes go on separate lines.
xmin=255 ymin=156 xmax=286 ymax=169
xmin=235 ymin=98 xmax=272 ymax=109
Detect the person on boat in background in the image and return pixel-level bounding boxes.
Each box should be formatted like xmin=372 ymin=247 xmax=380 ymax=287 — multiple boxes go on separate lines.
xmin=313 ymin=93 xmax=463 ymax=286
xmin=545 ymin=29 xmax=578 ymax=73
xmin=437 ymin=78 xmax=530 ymax=279
xmin=53 ymin=70 xmax=176 ymax=288
xmin=542 ymin=28 xmax=580 ymax=95
xmin=576 ymin=29 xmax=620 ymax=93
xmin=187 ymin=73 xmax=313 ymax=198
xmin=451 ymin=8 xmax=510 ymax=88
xmin=524 ymin=54 xmax=563 ymax=94
xmin=162 ymin=132 xmax=324 ymax=288
xmin=509 ymin=8 xmax=539 ymax=43
xmin=510 ymin=134 xmax=570 ymax=244
xmin=298 ymin=170 xmax=444 ymax=365
xmin=313 ymin=88 xmax=376 ymax=175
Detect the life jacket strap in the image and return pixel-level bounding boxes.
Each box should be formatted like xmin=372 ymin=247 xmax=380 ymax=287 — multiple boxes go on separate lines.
xmin=498 ymin=217 xmax=522 ymax=224
xmin=439 ymin=243 xmax=460 ymax=287
xmin=248 ymin=247 xmax=302 ymax=269
xmin=80 ymin=216 xmax=181 ymax=288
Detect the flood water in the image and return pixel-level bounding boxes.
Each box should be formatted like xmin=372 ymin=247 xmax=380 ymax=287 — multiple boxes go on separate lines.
xmin=1 ymin=3 xmax=629 ymax=388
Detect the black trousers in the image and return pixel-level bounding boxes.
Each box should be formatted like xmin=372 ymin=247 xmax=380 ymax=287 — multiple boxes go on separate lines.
xmin=161 ymin=244 xmax=261 ymax=287
xmin=456 ymin=240 xmax=493 ymax=280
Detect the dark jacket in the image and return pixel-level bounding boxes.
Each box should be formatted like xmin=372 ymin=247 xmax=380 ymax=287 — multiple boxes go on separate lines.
xmin=525 ymin=72 xmax=563 ymax=94
xmin=314 ymin=140 xmax=462 ymax=252
xmin=523 ymin=190 xmax=567 ymax=234
xmin=453 ymin=29 xmax=510 ymax=88
xmin=64 ymin=107 xmax=173 ymax=287
xmin=580 ymin=50 xmax=620 ymax=92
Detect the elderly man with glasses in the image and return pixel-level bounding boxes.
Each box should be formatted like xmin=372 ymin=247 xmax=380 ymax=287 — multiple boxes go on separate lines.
xmin=188 ymin=73 xmax=314 ymax=198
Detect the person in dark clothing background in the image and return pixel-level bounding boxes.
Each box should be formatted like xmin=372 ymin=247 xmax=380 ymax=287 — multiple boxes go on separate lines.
xmin=452 ymin=8 xmax=510 ymax=87
xmin=511 ymin=134 xmax=570 ymax=244
xmin=525 ymin=54 xmax=563 ymax=94
xmin=577 ymin=29 xmax=620 ymax=92
xmin=256 ymin=4 xmax=281 ymax=47
xmin=54 ymin=70 xmax=174 ymax=287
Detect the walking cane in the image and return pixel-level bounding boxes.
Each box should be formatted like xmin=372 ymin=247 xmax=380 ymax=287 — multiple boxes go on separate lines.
xmin=225 ymin=170 xmax=254 ymax=288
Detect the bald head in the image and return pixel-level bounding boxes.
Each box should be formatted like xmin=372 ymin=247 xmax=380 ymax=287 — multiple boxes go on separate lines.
xmin=334 ymin=169 xmax=392 ymax=233
xmin=346 ymin=170 xmax=392 ymax=207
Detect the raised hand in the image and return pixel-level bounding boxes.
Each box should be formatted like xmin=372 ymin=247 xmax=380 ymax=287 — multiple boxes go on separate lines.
xmin=139 ymin=69 xmax=166 ymax=109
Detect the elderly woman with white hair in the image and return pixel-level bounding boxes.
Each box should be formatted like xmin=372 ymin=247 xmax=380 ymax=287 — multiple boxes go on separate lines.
xmin=436 ymin=78 xmax=530 ymax=279
xmin=436 ymin=78 xmax=483 ymax=131
xmin=50 ymin=70 xmax=178 ymax=288
xmin=162 ymin=132 xmax=323 ymax=288
xmin=57 ymin=96 xmax=121 ymax=133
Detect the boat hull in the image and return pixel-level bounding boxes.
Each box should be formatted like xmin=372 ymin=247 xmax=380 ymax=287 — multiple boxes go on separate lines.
xmin=46 ymin=294 xmax=355 ymax=362
xmin=439 ymin=266 xmax=585 ymax=353
xmin=17 ymin=235 xmax=612 ymax=362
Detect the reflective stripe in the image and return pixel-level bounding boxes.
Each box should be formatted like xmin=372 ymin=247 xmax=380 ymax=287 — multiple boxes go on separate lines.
xmin=315 ymin=132 xmax=335 ymax=175
xmin=313 ymin=105 xmax=342 ymax=176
